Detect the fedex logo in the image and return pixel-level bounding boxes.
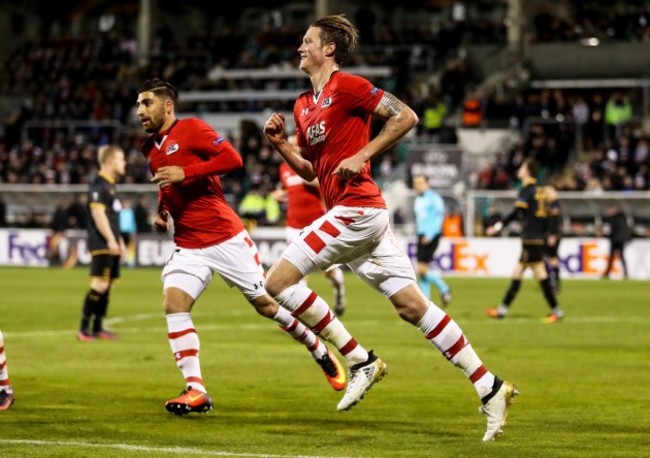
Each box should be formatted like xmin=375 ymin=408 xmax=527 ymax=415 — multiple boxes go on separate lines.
xmin=408 ymin=241 xmax=489 ymax=273
xmin=559 ymin=242 xmax=618 ymax=275
xmin=3 ymin=231 xmax=49 ymax=266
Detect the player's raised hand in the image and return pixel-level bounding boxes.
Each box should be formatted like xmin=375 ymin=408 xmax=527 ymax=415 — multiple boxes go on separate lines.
xmin=263 ymin=113 xmax=286 ymax=145
xmin=154 ymin=211 xmax=170 ymax=234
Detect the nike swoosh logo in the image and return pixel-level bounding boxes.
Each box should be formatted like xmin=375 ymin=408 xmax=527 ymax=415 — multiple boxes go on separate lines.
xmin=188 ymin=394 xmax=205 ymax=403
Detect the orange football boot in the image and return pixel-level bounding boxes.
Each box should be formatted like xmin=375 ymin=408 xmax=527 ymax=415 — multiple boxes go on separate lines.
xmin=316 ymin=348 xmax=347 ymax=391
xmin=165 ymin=387 xmax=213 ymax=415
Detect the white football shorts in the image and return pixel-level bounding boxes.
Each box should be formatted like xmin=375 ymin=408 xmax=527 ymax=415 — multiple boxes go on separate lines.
xmin=162 ymin=230 xmax=266 ymax=301
xmin=282 ymin=206 xmax=416 ymax=298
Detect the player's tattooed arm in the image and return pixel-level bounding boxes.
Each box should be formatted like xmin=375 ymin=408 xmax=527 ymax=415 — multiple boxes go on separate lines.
xmin=334 ymin=91 xmax=419 ymax=178
xmin=370 ymin=91 xmax=419 ymax=149
xmin=374 ymin=92 xmax=406 ymax=120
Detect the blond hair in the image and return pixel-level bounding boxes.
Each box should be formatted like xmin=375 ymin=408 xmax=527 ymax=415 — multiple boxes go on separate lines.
xmin=98 ymin=145 xmax=123 ymax=166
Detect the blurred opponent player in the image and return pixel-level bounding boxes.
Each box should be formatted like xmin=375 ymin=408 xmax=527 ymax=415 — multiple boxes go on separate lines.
xmin=273 ymin=134 xmax=346 ymax=316
xmin=136 ymin=78 xmax=346 ymax=416
xmin=263 ymin=14 xmax=517 ymax=441
xmin=544 ymin=185 xmax=562 ymax=293
xmin=485 ymin=159 xmax=564 ymax=323
xmin=0 ymin=329 xmax=14 ymax=410
xmin=77 ymin=145 xmax=126 ymax=341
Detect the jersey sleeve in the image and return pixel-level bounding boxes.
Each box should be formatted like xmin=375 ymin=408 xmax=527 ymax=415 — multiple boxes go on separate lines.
xmin=515 ymin=186 xmax=532 ymax=210
xmin=338 ymin=73 xmax=384 ymax=114
xmin=501 ymin=186 xmax=531 ymax=227
xmin=183 ymin=119 xmax=243 ymax=178
xmin=88 ymin=181 xmax=106 ymax=210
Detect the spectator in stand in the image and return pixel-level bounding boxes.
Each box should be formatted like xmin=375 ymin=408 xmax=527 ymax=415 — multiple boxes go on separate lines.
xmin=66 ymin=193 xmax=89 ymax=230
xmin=119 ymin=198 xmax=137 ymax=268
xmin=601 ymin=204 xmax=632 ymax=279
xmin=443 ymin=206 xmax=464 ymax=238
xmin=421 ymin=91 xmax=447 ymax=140
xmin=134 ymin=195 xmax=152 ymax=233
xmin=462 ymin=91 xmax=483 ymax=128
xmin=48 ymin=199 xmax=70 ymax=266
xmin=354 ymin=2 xmax=377 ymax=44
xmin=440 ymin=59 xmax=467 ymax=109
xmin=0 ymin=194 xmax=6 ymax=227
xmin=605 ymin=92 xmax=633 ymax=141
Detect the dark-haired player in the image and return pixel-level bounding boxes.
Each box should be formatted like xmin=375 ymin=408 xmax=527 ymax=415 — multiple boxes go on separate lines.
xmin=544 ymin=185 xmax=562 ymax=293
xmin=485 ymin=159 xmax=564 ymax=323
xmin=136 ymin=78 xmax=346 ymax=416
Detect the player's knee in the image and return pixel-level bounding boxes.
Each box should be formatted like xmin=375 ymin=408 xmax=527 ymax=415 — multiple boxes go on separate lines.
xmin=163 ymin=287 xmax=194 ymax=314
xmin=265 ymin=271 xmax=296 ymax=298
xmin=264 ymin=274 xmax=283 ymax=298
xmin=394 ymin=303 xmax=422 ymax=324
xmin=416 ymin=263 xmax=428 ymax=276
xmin=265 ymin=259 xmax=303 ymax=298
xmin=90 ymin=279 xmax=110 ymax=294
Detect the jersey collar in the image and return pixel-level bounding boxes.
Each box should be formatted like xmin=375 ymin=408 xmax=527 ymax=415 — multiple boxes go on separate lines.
xmin=99 ymin=171 xmax=115 ymax=184
xmin=312 ymin=70 xmax=339 ymax=104
xmin=153 ymin=119 xmax=179 ymax=150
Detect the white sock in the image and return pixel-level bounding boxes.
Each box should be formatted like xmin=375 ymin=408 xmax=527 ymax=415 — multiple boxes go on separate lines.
xmin=166 ymin=313 xmax=206 ymax=393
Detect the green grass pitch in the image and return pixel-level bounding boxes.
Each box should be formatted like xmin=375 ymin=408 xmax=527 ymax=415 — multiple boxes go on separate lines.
xmin=0 ymin=267 xmax=648 ymax=457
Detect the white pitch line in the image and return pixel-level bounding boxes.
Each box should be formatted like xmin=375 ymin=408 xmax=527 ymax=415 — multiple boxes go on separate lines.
xmin=4 ymin=315 xmax=650 ymax=339
xmin=0 ymin=439 xmax=354 ymax=458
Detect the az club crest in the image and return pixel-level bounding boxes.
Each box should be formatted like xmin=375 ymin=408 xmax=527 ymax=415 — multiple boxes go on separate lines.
xmin=166 ymin=143 xmax=179 ymax=155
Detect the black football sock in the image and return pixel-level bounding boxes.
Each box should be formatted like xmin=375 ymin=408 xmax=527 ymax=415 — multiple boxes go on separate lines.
xmin=540 ymin=278 xmax=558 ymax=310
xmin=92 ymin=292 xmax=109 ymax=333
xmin=502 ymin=280 xmax=521 ymax=306
xmin=81 ymin=289 xmax=102 ymax=332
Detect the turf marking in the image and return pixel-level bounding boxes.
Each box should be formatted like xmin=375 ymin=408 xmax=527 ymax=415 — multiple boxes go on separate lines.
xmin=0 ymin=439 xmax=354 ymax=458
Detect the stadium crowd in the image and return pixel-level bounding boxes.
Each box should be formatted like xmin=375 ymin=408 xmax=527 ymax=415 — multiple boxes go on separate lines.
xmin=1 ymin=1 xmax=649 ymax=230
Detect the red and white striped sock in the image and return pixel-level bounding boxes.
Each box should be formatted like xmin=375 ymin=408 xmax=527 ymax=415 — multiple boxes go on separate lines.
xmin=274 ymin=284 xmax=368 ymax=365
xmin=418 ymin=304 xmax=495 ymax=398
xmin=166 ymin=313 xmax=206 ymax=393
xmin=0 ymin=330 xmax=12 ymax=393
xmin=273 ymin=306 xmax=327 ymax=360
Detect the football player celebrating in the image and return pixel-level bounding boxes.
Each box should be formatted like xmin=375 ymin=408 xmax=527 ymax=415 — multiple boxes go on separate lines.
xmin=136 ymin=78 xmax=346 ymax=416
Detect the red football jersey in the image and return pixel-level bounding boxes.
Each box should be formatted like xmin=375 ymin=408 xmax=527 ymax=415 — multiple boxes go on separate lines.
xmin=293 ymin=71 xmax=387 ymax=210
xmin=279 ymin=162 xmax=326 ymax=229
xmin=141 ymin=118 xmax=244 ymax=249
